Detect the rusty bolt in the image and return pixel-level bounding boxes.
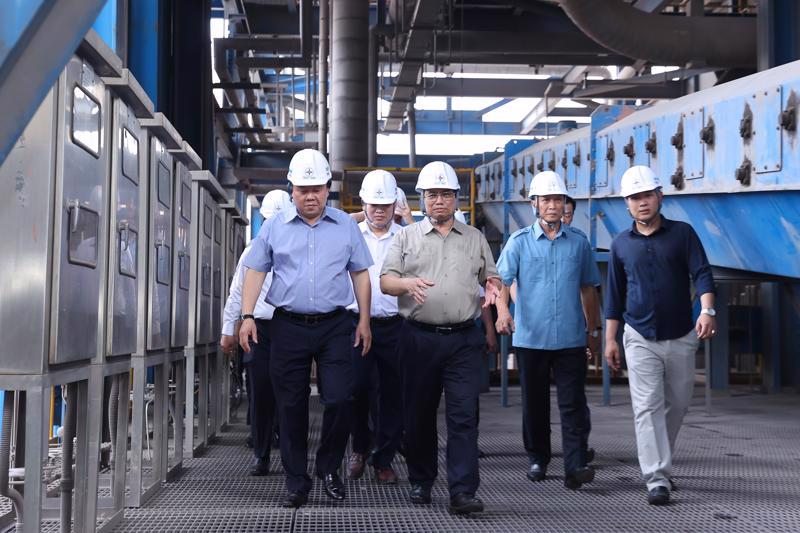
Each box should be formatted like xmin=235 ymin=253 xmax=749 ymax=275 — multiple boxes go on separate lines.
xmin=735 ymin=159 xmax=752 ymax=186
xmin=670 ymin=166 xmax=685 ymax=190
xmin=645 ymin=134 xmax=657 ymax=155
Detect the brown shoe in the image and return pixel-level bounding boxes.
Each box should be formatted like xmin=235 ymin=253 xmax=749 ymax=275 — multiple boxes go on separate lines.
xmin=374 ymin=466 xmax=398 ymax=484
xmin=347 ymin=453 xmax=365 ymax=480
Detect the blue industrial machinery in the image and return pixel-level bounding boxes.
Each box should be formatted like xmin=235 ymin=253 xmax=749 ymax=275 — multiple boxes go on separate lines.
xmin=478 ymin=60 xmax=800 ymax=404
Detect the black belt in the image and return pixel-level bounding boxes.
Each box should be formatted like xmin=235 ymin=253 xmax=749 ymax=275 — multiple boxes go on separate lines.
xmin=349 ymin=312 xmax=403 ymax=325
xmin=275 ymin=307 xmax=345 ymax=325
xmin=408 ymin=319 xmax=475 ymax=335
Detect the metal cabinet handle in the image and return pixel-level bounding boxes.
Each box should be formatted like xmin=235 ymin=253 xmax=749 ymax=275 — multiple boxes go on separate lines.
xmin=119 ymin=221 xmax=130 ymax=251
xmin=68 ymin=200 xmax=81 ymax=232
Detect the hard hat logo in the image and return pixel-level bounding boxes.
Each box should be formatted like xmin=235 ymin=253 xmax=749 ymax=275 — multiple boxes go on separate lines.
xmin=376 ymin=189 xmax=384 ymax=198
xmin=304 ymin=167 xmax=314 ymax=177
xmin=436 ymin=174 xmax=446 ymax=184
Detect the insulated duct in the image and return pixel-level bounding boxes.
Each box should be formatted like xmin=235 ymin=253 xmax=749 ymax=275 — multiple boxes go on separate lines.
xmin=330 ymin=0 xmax=369 ymax=171
xmin=557 ymin=0 xmax=757 ymax=68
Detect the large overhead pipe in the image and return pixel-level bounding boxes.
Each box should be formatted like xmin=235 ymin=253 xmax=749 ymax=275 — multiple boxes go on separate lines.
xmin=557 ymin=0 xmax=757 ymax=68
xmin=330 ymin=0 xmax=369 ymax=172
xmin=318 ymin=0 xmax=330 ymax=154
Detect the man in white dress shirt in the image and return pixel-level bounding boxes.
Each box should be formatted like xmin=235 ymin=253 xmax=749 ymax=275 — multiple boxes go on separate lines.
xmin=345 ymin=170 xmax=404 ymax=484
xmin=221 ymin=190 xmax=291 ymax=475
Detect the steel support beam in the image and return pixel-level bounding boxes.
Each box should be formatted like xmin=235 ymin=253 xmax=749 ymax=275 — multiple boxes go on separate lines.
xmin=519 ymin=66 xmax=588 ymax=135
xmin=396 ymin=78 xmax=552 ymax=98
xmin=0 ymin=0 xmax=109 ymax=165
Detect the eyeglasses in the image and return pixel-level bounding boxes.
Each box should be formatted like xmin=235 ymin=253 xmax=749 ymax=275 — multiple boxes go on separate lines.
xmin=424 ymin=191 xmax=456 ymax=200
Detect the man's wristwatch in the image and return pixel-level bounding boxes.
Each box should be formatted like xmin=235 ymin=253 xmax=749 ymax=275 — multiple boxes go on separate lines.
xmin=589 ymin=327 xmax=602 ymax=338
xmin=700 ymin=308 xmax=716 ymax=317
xmin=239 ymin=313 xmax=255 ymax=322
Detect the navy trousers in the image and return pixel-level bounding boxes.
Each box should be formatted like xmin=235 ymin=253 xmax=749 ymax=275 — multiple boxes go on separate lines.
xmin=350 ymin=316 xmax=403 ymax=468
xmin=401 ymin=321 xmax=483 ymax=497
xmin=269 ymin=311 xmax=353 ymax=494
xmin=245 ymin=319 xmax=276 ymax=460
xmin=517 ymin=346 xmax=590 ymax=476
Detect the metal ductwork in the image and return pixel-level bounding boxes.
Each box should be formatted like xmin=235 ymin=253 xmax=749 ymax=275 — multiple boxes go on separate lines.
xmin=330 ymin=0 xmax=369 ymax=172
xmin=557 ymin=0 xmax=757 ymax=69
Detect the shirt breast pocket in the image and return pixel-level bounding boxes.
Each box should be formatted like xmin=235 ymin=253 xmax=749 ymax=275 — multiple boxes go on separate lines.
xmin=520 ymin=256 xmax=545 ymax=282
xmin=559 ymin=254 xmax=580 ymax=281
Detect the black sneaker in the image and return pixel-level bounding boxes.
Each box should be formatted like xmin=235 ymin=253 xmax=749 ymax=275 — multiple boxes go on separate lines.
xmin=449 ymin=493 xmax=484 ymax=515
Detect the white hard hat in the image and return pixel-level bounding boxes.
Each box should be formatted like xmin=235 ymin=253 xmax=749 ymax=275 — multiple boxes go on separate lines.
xmin=528 ymin=171 xmax=567 ymax=199
xmin=359 ymin=169 xmax=397 ymax=205
xmin=620 ymin=165 xmax=661 ymax=198
xmin=454 ymin=210 xmax=467 ymax=224
xmin=260 ymin=189 xmax=292 ymax=220
xmin=415 ymin=161 xmax=460 ymax=192
xmin=287 ymin=148 xmax=332 ymax=186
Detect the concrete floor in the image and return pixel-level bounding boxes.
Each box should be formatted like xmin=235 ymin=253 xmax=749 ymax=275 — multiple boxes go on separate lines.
xmin=111 ymin=386 xmax=800 ymax=532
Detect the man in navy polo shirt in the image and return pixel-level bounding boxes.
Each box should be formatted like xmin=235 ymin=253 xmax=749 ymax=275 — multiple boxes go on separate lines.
xmin=604 ymin=165 xmax=716 ymax=506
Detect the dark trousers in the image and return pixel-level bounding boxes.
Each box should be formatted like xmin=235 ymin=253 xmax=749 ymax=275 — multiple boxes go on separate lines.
xmin=350 ymin=317 xmax=403 ymax=468
xmin=517 ymin=346 xmax=590 ymax=476
xmin=401 ymin=322 xmax=483 ymax=497
xmin=245 ymin=319 xmax=276 ymax=460
xmin=270 ymin=311 xmax=353 ymax=494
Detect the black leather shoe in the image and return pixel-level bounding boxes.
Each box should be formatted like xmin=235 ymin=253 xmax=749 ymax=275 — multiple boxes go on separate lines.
xmin=249 ymin=457 xmax=269 ymax=476
xmin=564 ymin=466 xmax=595 ymax=490
xmin=449 ymin=493 xmax=484 ymax=515
xmin=322 ymin=473 xmax=346 ymax=500
xmin=585 ymin=447 xmax=596 ymax=464
xmin=648 ymin=486 xmax=670 ymax=505
xmin=282 ymin=491 xmax=308 ymax=508
xmin=527 ymin=463 xmax=546 ymax=482
xmin=409 ymin=484 xmax=432 ymax=504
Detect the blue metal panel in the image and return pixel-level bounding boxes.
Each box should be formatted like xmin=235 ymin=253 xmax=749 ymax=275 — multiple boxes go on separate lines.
xmin=129 ymin=0 xmax=161 ymax=108
xmin=682 ymin=107 xmax=706 ymax=180
xmin=595 ymin=135 xmax=609 ymax=188
xmin=753 ymin=86 xmax=783 ymax=175
xmin=594 ymin=192 xmax=800 ymax=278
xmin=92 ymin=0 xmax=117 ymax=52
xmin=632 ymin=122 xmax=651 ymax=167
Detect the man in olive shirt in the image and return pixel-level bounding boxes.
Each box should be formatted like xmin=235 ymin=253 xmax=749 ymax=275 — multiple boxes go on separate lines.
xmin=381 ymin=161 xmax=501 ymax=515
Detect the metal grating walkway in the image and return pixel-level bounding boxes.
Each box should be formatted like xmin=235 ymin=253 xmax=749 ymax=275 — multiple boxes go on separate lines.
xmin=108 ymin=386 xmax=800 ymax=532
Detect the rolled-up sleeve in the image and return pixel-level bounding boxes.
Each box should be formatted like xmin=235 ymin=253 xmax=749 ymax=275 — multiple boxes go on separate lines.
xmin=580 ymin=240 xmax=601 ymax=287
xmin=221 ymin=247 xmax=251 ymax=336
xmin=381 ymin=229 xmax=405 ymax=278
xmin=496 ymin=238 xmax=519 ymax=287
xmin=346 ymin=219 xmax=374 ymax=271
xmin=478 ymin=234 xmax=499 ymax=285
xmin=242 ymin=218 xmax=274 ymax=272
xmin=604 ymin=240 xmax=626 ymax=320
xmin=686 ymin=226 xmax=715 ymax=296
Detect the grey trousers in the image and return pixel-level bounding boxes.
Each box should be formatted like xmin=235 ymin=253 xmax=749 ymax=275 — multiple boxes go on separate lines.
xmin=623 ymin=324 xmax=698 ymax=491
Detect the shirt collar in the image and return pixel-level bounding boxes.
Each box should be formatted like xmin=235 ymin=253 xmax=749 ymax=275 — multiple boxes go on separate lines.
xmin=420 ymin=216 xmax=463 ymax=235
xmin=283 ymin=205 xmax=338 ymax=225
xmin=533 ymin=219 xmax=565 ymax=240
xmin=359 ymin=219 xmax=399 ymax=240
xmin=628 ymin=215 xmax=671 ymax=235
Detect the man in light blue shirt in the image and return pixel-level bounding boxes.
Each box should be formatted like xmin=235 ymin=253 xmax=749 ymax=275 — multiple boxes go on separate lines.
xmin=238 ymin=149 xmax=373 ymax=508
xmin=495 ymin=171 xmax=600 ymax=491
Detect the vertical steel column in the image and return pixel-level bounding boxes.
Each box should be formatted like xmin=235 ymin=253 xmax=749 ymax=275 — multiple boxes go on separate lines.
xmin=368 ymin=25 xmax=378 ymax=167
xmin=407 ymin=102 xmax=417 ymax=168
xmin=318 ymin=0 xmax=329 ymax=154
xmin=330 ymin=0 xmax=369 ymax=172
